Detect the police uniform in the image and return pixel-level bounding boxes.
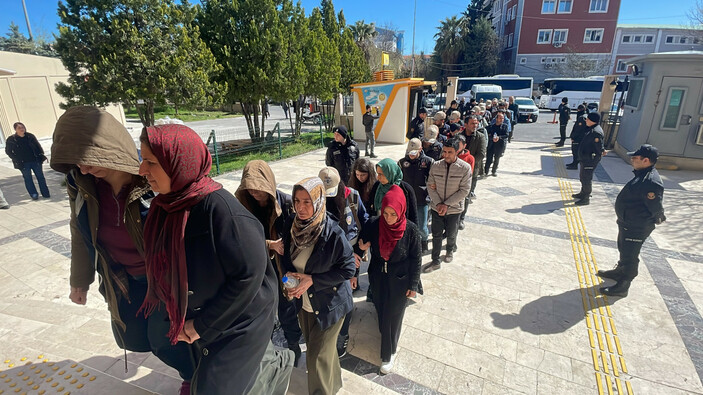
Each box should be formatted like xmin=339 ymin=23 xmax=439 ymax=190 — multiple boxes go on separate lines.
xmin=407 ymin=115 xmax=426 ymax=140
xmin=556 ymin=101 xmax=570 ymax=146
xmin=325 ymin=127 xmax=359 ymax=183
xmin=574 ymin=124 xmax=604 ymax=203
xmin=598 ymin=145 xmax=666 ymax=297
xmin=566 ymin=111 xmax=588 ymax=168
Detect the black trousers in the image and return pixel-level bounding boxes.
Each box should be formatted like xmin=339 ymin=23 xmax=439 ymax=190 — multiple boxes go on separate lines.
xmin=112 ymin=275 xmax=197 ymax=381
xmin=616 ymin=224 xmax=654 ymax=281
xmin=578 ymin=160 xmax=599 ymax=196
xmin=339 ymin=309 xmax=353 ymax=338
xmin=485 ymin=140 xmax=506 ymax=175
xmin=373 ymin=273 xmax=409 ymax=361
xmin=277 ymin=292 xmax=303 ymax=347
xmin=470 ymin=165 xmax=479 ymax=194
xmin=570 ymin=142 xmax=580 ymax=165
xmin=431 ymin=210 xmax=460 ymax=261
xmin=460 ymin=196 xmax=470 ymax=221
xmin=559 ymin=123 xmax=567 ymax=143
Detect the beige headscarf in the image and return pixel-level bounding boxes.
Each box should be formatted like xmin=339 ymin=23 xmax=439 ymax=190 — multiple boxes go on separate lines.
xmin=290 ymin=177 xmax=326 ymax=260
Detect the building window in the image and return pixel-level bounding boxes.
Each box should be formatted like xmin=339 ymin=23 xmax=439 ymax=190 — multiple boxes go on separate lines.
xmin=542 ymin=0 xmax=556 ymax=14
xmin=679 ymin=36 xmax=689 ymax=44
xmin=508 ymin=33 xmax=514 ymax=47
xmin=661 ymin=87 xmax=687 ymax=130
xmin=520 ymin=57 xmax=527 ymax=64
xmin=553 ymin=29 xmax=568 ymax=44
xmin=541 ymin=57 xmax=546 ymax=63
xmin=589 ymin=0 xmax=608 ymax=12
xmin=557 ymin=0 xmax=572 ymax=13
xmin=560 ymin=57 xmax=566 ymax=63
xmin=645 ymin=35 xmax=654 ymax=43
xmin=537 ymin=29 xmax=553 ymax=44
xmin=666 ymin=35 xmax=674 ymax=43
xmin=584 ymin=28 xmax=604 ymax=43
xmin=512 ymin=5 xmax=517 ymax=20
xmin=616 ymin=60 xmax=628 ymax=72
xmin=622 ymin=35 xmax=631 ymax=43
xmin=633 ymin=35 xmax=642 ymax=43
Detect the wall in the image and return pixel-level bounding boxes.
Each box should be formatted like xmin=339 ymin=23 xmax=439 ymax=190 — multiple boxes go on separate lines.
xmin=514 ymin=53 xmax=611 ymax=83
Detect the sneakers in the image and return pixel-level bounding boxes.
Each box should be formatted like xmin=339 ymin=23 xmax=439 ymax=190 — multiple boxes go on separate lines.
xmin=380 ymin=354 xmax=396 ymax=375
xmin=421 ymin=241 xmax=429 ymax=255
xmin=444 ymin=253 xmax=454 ymax=263
xmin=422 ymin=261 xmax=441 ymax=273
xmin=178 ymin=381 xmax=191 ymax=395
xmin=337 ymin=335 xmax=349 ymax=358
xmin=30 ymin=194 xmax=39 ymax=200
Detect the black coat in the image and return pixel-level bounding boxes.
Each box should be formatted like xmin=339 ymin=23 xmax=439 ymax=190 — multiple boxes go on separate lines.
xmin=361 ymin=217 xmax=423 ymax=296
xmin=184 ymin=189 xmax=277 ymax=392
xmin=399 ymin=153 xmax=433 ymax=206
xmin=369 ymin=180 xmax=419 ymax=224
xmin=5 ymin=132 xmax=46 ymax=169
xmin=569 ymin=113 xmax=588 ymax=143
xmin=558 ymin=103 xmax=570 ymax=124
xmin=326 ymin=139 xmax=360 ymax=183
xmin=407 ymin=116 xmax=425 ymax=140
xmin=280 ymin=216 xmax=356 ymax=330
xmin=615 ymin=166 xmax=665 ymax=230
xmin=578 ymin=125 xmax=604 ymax=164
xmin=423 ymin=141 xmax=443 ymax=161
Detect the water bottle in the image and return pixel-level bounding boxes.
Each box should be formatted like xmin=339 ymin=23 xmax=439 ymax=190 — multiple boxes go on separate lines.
xmin=282 ymin=276 xmax=299 ymax=289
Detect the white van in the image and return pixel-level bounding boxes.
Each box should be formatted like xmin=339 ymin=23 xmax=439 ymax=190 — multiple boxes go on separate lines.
xmin=470 ymin=84 xmax=502 ymax=102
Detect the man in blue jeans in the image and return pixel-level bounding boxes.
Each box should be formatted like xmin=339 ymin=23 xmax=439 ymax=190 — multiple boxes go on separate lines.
xmin=399 ymin=138 xmax=433 ymax=255
xmin=5 ymin=122 xmax=50 ymax=200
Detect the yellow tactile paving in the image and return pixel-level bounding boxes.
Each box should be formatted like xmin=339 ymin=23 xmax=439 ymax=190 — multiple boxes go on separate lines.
xmin=552 ymin=150 xmax=632 ymax=394
xmin=0 ymin=356 xmax=97 ymax=394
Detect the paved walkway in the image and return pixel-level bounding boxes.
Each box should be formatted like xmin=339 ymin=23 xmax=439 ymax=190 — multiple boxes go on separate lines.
xmin=1 ymin=121 xmax=702 ymax=394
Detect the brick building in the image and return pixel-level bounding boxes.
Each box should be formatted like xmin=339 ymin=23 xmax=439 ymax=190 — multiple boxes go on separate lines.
xmin=491 ymin=0 xmax=621 ymax=83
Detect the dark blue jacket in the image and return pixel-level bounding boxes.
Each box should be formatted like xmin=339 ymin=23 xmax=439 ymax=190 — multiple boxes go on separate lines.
xmin=615 ymin=166 xmax=665 ymax=230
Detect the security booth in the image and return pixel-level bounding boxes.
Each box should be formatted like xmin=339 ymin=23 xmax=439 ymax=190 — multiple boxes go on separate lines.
xmin=351 ymin=78 xmax=436 ymax=144
xmin=613 ymin=51 xmax=703 ymax=170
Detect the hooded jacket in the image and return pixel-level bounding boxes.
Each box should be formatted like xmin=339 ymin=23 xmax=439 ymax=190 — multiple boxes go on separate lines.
xmin=50 ymin=106 xmax=151 ymax=331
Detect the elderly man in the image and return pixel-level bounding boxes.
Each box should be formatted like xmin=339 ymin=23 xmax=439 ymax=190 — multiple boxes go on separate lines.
xmin=484 ymin=112 xmax=510 ymax=176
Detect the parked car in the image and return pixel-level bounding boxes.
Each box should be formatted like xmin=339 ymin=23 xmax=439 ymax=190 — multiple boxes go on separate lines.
xmin=424 ymin=93 xmax=436 ymax=108
xmin=514 ymin=97 xmax=539 ymax=123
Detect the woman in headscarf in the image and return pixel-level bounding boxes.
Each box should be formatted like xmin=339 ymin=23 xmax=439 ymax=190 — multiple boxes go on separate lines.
xmin=359 ymin=185 xmax=422 ymax=375
xmin=348 ymin=158 xmax=377 ymax=211
xmin=369 ymin=158 xmax=418 ymax=224
xmin=281 ymin=177 xmax=356 ymax=395
xmin=50 ymin=107 xmax=196 ymax=395
xmin=138 ymin=125 xmax=292 ymax=394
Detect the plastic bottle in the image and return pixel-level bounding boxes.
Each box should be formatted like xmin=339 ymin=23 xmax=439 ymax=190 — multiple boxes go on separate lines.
xmin=282 ymin=276 xmax=299 ymax=289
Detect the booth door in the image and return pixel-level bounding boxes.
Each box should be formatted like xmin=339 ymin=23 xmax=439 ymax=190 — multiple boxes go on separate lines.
xmin=407 ymin=87 xmax=424 ymax=135
xmin=648 ymin=76 xmax=703 ymax=156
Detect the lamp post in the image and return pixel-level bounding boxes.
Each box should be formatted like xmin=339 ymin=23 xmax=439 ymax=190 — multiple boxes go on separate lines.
xmin=22 ymin=0 xmax=33 ymax=41
xmin=410 ymin=0 xmax=417 ymax=78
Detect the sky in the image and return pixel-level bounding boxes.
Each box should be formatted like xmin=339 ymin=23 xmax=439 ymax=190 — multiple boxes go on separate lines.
xmin=0 ymin=0 xmax=698 ymax=55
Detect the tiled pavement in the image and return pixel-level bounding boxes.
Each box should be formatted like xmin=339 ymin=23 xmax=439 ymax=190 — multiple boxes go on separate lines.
xmin=1 ymin=132 xmax=702 ymax=394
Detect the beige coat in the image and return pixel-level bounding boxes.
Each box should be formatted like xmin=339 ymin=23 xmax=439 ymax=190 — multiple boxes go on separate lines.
xmin=427 ymin=158 xmax=471 ymax=215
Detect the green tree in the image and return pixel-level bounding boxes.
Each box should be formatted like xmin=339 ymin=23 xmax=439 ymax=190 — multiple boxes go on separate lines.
xmin=348 ymin=20 xmax=377 ymax=63
xmin=432 ymin=15 xmax=468 ymax=82
xmin=339 ymin=26 xmax=370 ymax=94
xmin=198 ymin=0 xmax=285 ymax=139
xmin=305 ymin=8 xmax=340 ymax=131
xmin=0 ymin=22 xmax=57 ymax=57
xmin=55 ymin=0 xmax=220 ymax=127
xmin=460 ymin=17 xmax=498 ymax=76
xmin=463 ymin=0 xmax=493 ymax=27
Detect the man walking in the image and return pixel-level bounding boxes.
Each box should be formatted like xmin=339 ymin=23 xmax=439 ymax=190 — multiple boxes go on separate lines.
xmin=325 ymin=125 xmax=360 ymax=183
xmin=462 ymin=116 xmax=487 ymax=199
xmin=433 ymin=111 xmax=450 ymax=139
xmin=362 ymin=105 xmax=379 ymax=158
xmin=573 ymin=113 xmax=604 ymax=206
xmin=508 ymin=96 xmax=519 ymax=142
xmin=407 ymin=108 xmax=427 ymax=140
xmin=399 ymin=138 xmax=434 ymax=255
xmin=422 ymin=138 xmax=471 ymax=273
xmin=484 ymin=112 xmax=510 ymax=177
xmin=566 ymin=105 xmax=588 ymax=170
xmin=556 ymin=97 xmax=570 ymax=147
xmin=597 ymin=145 xmax=665 ymax=297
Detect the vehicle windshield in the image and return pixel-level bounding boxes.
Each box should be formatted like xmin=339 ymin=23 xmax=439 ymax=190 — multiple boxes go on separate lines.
xmin=435 ymin=97 xmax=445 ymax=105
xmin=515 ymin=99 xmax=535 ymax=106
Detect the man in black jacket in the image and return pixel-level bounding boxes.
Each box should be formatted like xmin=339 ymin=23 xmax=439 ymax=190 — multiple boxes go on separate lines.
xmin=566 ymin=105 xmax=588 ymax=170
xmin=399 ymin=138 xmax=433 ymax=254
xmin=326 ymin=125 xmax=359 ymax=183
xmin=597 ymin=145 xmax=665 ymax=297
xmin=5 ymin=122 xmax=50 ymax=200
xmin=422 ymin=125 xmax=444 ymax=161
xmin=407 ymin=108 xmax=427 ymax=140
xmin=484 ymin=112 xmax=510 ymax=176
xmin=573 ymin=113 xmax=604 ymax=206
xmin=362 ymin=105 xmax=379 ymax=158
xmin=556 ymin=97 xmax=570 ymax=147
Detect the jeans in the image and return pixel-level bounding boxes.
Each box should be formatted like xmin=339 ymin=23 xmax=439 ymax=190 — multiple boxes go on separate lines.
xmin=19 ymin=161 xmax=50 ymax=198
xmin=431 ymin=210 xmax=460 ymax=262
xmin=365 ymin=131 xmax=376 ymax=155
xmin=616 ymin=224 xmax=654 ymax=280
xmin=416 ymin=204 xmax=429 ymax=242
xmin=460 ymin=196 xmax=469 ymax=221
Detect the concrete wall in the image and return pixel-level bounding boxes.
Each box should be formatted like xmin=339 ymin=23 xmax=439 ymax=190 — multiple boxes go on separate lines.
xmin=514 ymin=53 xmax=611 ymax=84
xmin=0 ymin=51 xmax=125 ymax=143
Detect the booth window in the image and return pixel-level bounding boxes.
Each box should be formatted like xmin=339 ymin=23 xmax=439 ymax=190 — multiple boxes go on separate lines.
xmin=660 ymin=87 xmax=687 ymax=130
xmin=624 ymin=78 xmax=645 ymax=109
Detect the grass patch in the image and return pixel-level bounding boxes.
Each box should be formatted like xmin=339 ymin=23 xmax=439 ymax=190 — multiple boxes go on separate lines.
xmin=209 ymin=131 xmax=335 ymax=176
xmin=125 ymin=106 xmax=242 ymax=122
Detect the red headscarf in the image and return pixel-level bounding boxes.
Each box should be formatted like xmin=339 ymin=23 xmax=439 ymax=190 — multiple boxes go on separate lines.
xmin=138 ymin=124 xmax=222 ymax=344
xmin=378 ymin=185 xmax=407 ymax=261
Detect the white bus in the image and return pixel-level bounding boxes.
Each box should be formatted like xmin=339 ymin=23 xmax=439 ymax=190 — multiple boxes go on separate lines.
xmin=456 ymin=75 xmax=533 ymax=100
xmin=539 ymin=77 xmax=604 ymax=110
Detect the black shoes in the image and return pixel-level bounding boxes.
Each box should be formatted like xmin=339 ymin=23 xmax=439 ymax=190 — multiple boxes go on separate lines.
xmin=470 ymin=192 xmax=476 ymax=198
xmin=596 ymin=267 xmax=623 ymax=280
xmin=491 ymin=172 xmax=497 ymax=177
xmin=422 ymin=261 xmax=441 ymax=273
xmin=555 ymin=142 xmax=564 ymax=147
xmin=600 ymin=280 xmax=631 ymax=297
xmin=566 ymin=163 xmax=578 ymax=170
xmin=444 ymin=253 xmax=454 ymax=263
xmin=574 ymin=198 xmax=590 ymax=206
xmin=572 ymin=192 xmax=585 ymax=199
xmin=421 ymin=241 xmax=429 ymax=255
xmin=337 ymin=335 xmax=349 ymax=358
xmin=370 ymin=154 xmax=378 ymax=158
xmin=458 ymin=221 xmax=465 ymax=230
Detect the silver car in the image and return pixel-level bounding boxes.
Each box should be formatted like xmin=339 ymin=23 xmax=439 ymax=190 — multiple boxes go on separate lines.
xmin=514 ymin=97 xmax=539 ymax=123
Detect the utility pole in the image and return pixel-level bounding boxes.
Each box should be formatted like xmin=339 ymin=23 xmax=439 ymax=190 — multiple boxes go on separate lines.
xmin=22 ymin=0 xmax=34 ymax=41
xmin=411 ymin=0 xmax=417 ymax=77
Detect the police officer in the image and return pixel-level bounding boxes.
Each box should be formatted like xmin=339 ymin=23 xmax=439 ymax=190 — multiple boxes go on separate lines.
xmin=597 ymin=144 xmax=666 ymax=297
xmin=566 ymin=105 xmax=588 ymax=170
xmin=407 ymin=108 xmax=427 ymax=140
xmin=556 ymin=97 xmax=570 ymax=147
xmin=573 ymin=112 xmax=604 ymax=206
xmin=399 ymin=138 xmax=434 ymax=255
xmin=325 ymin=125 xmax=360 ymax=183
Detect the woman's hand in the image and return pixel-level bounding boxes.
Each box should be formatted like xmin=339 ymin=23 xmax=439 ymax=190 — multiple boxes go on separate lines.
xmin=406 ymin=290 xmax=417 ymax=298
xmin=358 ymin=239 xmax=370 ymax=251
xmin=69 ymin=287 xmax=88 ymax=305
xmin=350 ymin=277 xmax=358 ymax=290
xmin=353 ymin=253 xmax=362 ymax=268
xmin=177 ymin=319 xmax=201 ymax=344
xmin=287 ymin=273 xmax=313 ymax=299
xmin=269 ymin=238 xmax=284 ymax=255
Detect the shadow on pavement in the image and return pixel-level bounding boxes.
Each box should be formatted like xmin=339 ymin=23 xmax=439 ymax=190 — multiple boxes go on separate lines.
xmin=489 ymin=285 xmax=619 ymax=335
xmin=506 ymin=200 xmax=564 ymax=215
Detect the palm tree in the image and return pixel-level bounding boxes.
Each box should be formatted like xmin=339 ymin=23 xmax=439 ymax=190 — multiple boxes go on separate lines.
xmin=349 ymin=20 xmax=377 ymax=43
xmin=433 ymin=16 xmax=468 ymax=74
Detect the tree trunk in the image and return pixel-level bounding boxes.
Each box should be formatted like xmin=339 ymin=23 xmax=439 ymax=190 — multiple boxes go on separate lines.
xmin=260 ymin=99 xmax=266 ymax=139
xmin=252 ymin=104 xmax=261 ymax=142
xmin=241 ymin=102 xmax=255 ymax=140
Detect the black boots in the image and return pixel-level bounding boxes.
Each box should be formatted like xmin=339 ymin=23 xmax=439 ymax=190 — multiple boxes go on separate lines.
xmin=600 ymin=280 xmax=631 ymax=297
xmin=574 ymin=198 xmax=590 ymax=206
xmin=421 ymin=241 xmax=429 ymax=255
xmin=597 ymin=267 xmax=623 ymax=280
xmin=566 ymin=163 xmax=578 ymax=170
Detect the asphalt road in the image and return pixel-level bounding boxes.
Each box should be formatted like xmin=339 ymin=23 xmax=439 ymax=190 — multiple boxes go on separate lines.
xmin=512 ymin=109 xmax=565 ymax=144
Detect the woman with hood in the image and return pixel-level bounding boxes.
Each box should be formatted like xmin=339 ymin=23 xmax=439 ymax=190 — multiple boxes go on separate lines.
xmin=280 ymin=177 xmax=356 ymax=395
xmin=138 ymin=124 xmax=293 ymax=394
xmin=235 ymin=160 xmax=303 ymax=365
xmin=369 ymin=158 xmax=418 ymax=224
xmin=49 ymin=107 xmax=196 ymax=395
xmin=359 ymin=185 xmax=422 ymax=375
